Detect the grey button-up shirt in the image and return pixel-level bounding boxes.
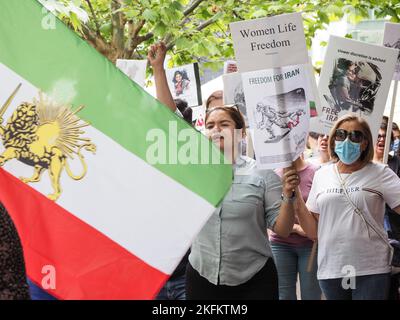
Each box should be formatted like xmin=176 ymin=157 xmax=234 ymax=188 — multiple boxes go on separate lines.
xmin=189 ymin=156 xmax=282 ymax=286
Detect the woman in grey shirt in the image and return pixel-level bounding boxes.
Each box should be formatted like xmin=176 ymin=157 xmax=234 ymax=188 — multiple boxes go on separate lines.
xmin=148 ymin=42 xmax=299 ymax=299
xmin=186 ymin=106 xmax=299 ymax=300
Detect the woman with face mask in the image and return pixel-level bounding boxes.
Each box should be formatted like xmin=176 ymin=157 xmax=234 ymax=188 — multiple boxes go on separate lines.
xmin=294 ymin=115 xmax=400 ymax=300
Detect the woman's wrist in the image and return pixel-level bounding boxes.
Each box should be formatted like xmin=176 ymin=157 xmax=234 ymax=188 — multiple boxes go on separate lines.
xmin=152 ymin=65 xmax=165 ymax=73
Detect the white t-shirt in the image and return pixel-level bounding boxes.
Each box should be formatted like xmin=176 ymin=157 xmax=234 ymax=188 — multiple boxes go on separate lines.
xmin=306 ymin=162 xmax=400 ymax=280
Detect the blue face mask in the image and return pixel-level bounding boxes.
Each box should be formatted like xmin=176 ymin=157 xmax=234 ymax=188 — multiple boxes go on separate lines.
xmin=334 ymin=139 xmax=361 ymax=165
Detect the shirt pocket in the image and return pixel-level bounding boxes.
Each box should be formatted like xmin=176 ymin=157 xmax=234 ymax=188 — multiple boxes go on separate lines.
xmin=230 ymin=175 xmax=264 ymax=205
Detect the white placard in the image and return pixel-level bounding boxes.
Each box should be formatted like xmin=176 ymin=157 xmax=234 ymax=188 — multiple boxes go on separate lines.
xmin=317 ymin=36 xmax=398 ymax=142
xmin=116 ymin=59 xmax=147 ymax=87
xmin=230 ymin=12 xmax=308 ymax=72
xmin=222 ymin=72 xmax=247 ymax=118
xmin=165 ymin=63 xmax=202 ymax=107
xmin=223 ymin=60 xmax=238 ymax=74
xmin=383 ymin=22 xmax=400 ymax=81
xmin=241 ymin=64 xmax=311 ymax=169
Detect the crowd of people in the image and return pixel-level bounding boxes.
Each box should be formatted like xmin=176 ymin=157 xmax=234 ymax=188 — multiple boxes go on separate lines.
xmin=1 ymin=41 xmax=400 ymax=300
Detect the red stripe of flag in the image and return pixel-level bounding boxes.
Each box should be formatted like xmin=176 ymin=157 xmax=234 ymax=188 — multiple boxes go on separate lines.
xmin=0 ymin=168 xmax=168 ymax=300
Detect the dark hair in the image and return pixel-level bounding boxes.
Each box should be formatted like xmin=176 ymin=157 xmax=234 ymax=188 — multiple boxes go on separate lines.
xmin=337 ymin=58 xmax=355 ymax=71
xmin=380 ymin=122 xmax=394 ymax=142
xmin=205 ymin=106 xmax=245 ymax=131
xmin=206 ymin=90 xmax=223 ymax=110
xmin=174 ymin=99 xmax=192 ymax=124
xmin=174 ymin=99 xmax=188 ymax=113
xmin=308 ymin=131 xmax=320 ymax=140
xmin=172 ymin=70 xmax=189 ymax=83
xmin=392 ymin=122 xmax=399 ymax=131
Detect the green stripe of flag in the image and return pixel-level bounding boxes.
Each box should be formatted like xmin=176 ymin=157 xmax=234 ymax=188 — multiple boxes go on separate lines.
xmin=0 ymin=0 xmax=232 ymax=206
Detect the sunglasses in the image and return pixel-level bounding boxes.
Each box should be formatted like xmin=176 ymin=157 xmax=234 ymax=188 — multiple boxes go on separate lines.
xmin=335 ymin=129 xmax=364 ymax=143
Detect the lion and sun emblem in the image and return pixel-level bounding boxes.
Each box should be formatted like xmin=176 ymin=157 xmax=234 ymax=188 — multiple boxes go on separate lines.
xmin=0 ymin=83 xmax=96 ymax=201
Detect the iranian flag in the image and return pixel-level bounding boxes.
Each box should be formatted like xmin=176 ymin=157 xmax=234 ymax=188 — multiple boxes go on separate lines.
xmin=0 ymin=0 xmax=231 ymax=299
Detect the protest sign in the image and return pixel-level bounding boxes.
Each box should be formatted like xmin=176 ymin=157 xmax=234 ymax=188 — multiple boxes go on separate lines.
xmin=116 ymin=59 xmax=147 ymax=87
xmin=230 ymin=12 xmax=308 ymax=72
xmin=317 ymin=36 xmax=398 ymax=141
xmin=223 ymin=72 xmax=247 ymax=118
xmin=241 ymin=64 xmax=311 ymax=169
xmin=383 ymin=22 xmax=400 ymax=81
xmin=166 ymin=63 xmax=202 ymax=107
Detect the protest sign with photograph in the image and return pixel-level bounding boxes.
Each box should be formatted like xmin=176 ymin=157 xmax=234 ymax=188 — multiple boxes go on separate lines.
xmin=223 ymin=72 xmax=247 ymax=118
xmin=383 ymin=22 xmax=400 ymax=81
xmin=230 ymin=12 xmax=308 ymax=72
xmin=223 ymin=60 xmax=238 ymax=74
xmin=165 ymin=63 xmax=202 ymax=107
xmin=317 ymin=36 xmax=398 ymax=141
xmin=241 ymin=64 xmax=311 ymax=169
xmin=116 ymin=59 xmax=147 ymax=87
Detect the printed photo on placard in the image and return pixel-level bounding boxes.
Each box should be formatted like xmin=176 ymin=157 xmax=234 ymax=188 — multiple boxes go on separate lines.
xmin=383 ymin=22 xmax=400 ymax=81
xmin=166 ymin=63 xmax=202 ymax=107
xmin=242 ymin=64 xmax=311 ymax=169
xmin=317 ymin=36 xmax=398 ymax=142
xmin=223 ymin=60 xmax=238 ymax=74
xmin=326 ymin=58 xmax=382 ymax=115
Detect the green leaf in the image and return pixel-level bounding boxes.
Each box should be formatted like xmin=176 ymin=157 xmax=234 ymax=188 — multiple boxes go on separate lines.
xmin=100 ymin=22 xmax=112 ymax=36
xmin=139 ymin=0 xmax=150 ymax=7
xmin=69 ymin=12 xmax=81 ymax=31
xmin=317 ymin=11 xmax=330 ymax=25
xmin=153 ymin=21 xmax=167 ymax=37
xmin=193 ymin=43 xmax=209 ymax=57
xmin=143 ymin=8 xmax=159 ymax=22
xmin=170 ymin=1 xmax=184 ymax=11
xmin=252 ymin=9 xmax=268 ymax=18
xmin=175 ymin=37 xmax=192 ymax=50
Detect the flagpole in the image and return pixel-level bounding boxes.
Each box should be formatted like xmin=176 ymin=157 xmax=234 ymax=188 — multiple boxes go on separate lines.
xmin=384 ymin=80 xmax=398 ymax=164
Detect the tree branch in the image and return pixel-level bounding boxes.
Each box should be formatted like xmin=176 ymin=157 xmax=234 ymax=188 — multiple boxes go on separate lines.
xmin=183 ymin=0 xmax=206 ymax=17
xmin=196 ymin=16 xmax=217 ymax=31
xmin=81 ymin=24 xmax=114 ymax=60
xmin=85 ymin=0 xmax=100 ymax=35
xmin=165 ymin=16 xmax=218 ymax=51
xmin=111 ymin=0 xmax=125 ymax=55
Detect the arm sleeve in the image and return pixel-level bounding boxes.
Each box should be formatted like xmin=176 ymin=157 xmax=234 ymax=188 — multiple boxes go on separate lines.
xmin=264 ymin=171 xmax=282 ymax=229
xmin=306 ymin=172 xmax=320 ymax=214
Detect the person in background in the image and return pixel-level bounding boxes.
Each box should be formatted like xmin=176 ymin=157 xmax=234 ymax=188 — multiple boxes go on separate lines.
xmin=0 ymin=202 xmax=30 ymax=300
xmin=374 ymin=121 xmax=400 ymax=300
xmin=392 ymin=122 xmax=400 ymax=155
xmin=205 ymin=90 xmax=223 ymax=110
xmin=148 ymin=43 xmax=300 ymax=300
xmin=174 ymin=99 xmax=192 ymax=125
xmin=270 ymin=155 xmax=321 ymax=300
xmin=186 ymin=105 xmax=300 ymax=299
xmin=308 ymin=133 xmax=331 ymax=166
xmin=305 ymin=132 xmax=319 ymax=159
xmin=296 ymin=115 xmax=400 ymax=300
